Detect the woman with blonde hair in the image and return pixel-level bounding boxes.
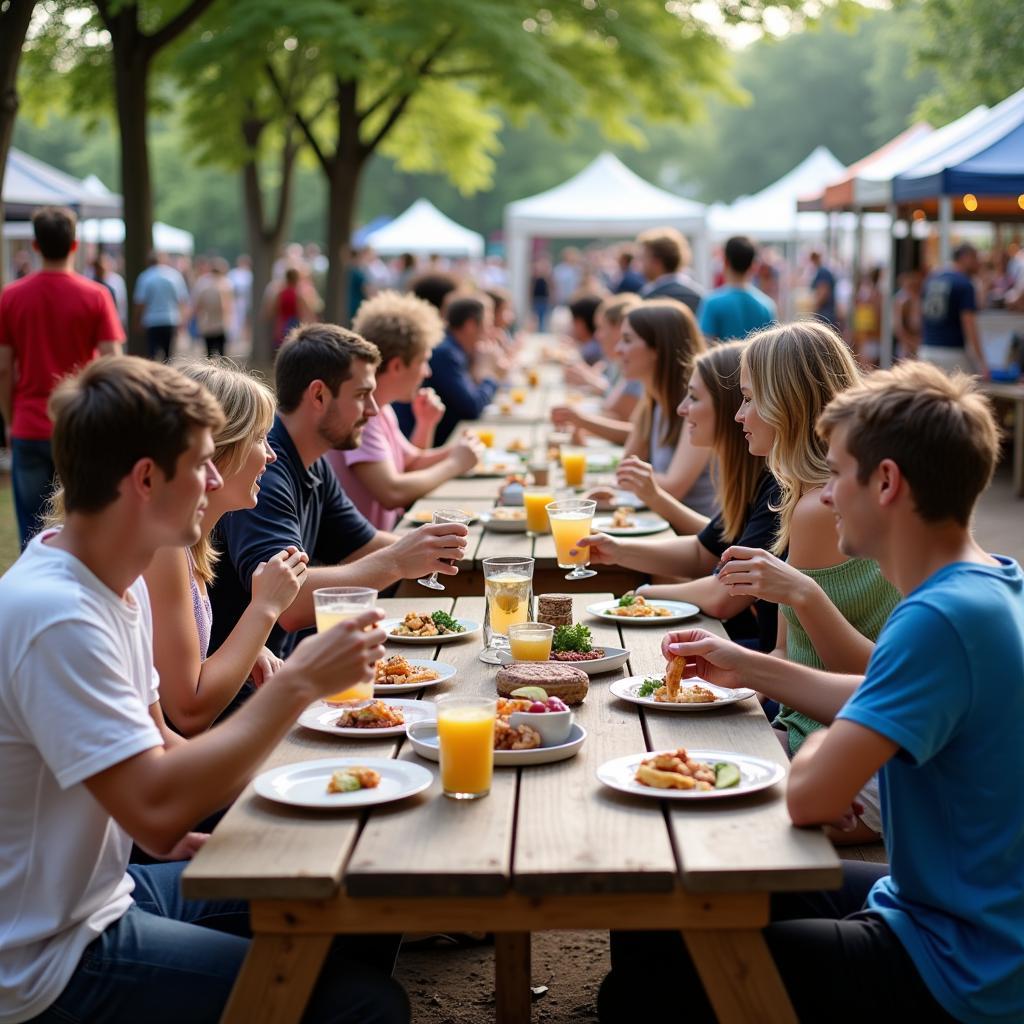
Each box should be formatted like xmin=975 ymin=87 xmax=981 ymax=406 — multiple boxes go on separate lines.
xmin=582 ymin=342 xmax=781 ymax=650
xmin=143 ymin=360 xmax=309 ymax=735
xmin=612 ymin=299 xmax=717 ymax=515
xmin=719 ymin=320 xmax=900 ymax=842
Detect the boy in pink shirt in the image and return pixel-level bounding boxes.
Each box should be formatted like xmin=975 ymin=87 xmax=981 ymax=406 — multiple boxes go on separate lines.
xmin=328 ymin=291 xmax=481 ymax=528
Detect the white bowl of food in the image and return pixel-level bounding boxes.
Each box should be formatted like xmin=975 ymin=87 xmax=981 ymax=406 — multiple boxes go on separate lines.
xmin=509 ymin=693 xmax=574 ymax=746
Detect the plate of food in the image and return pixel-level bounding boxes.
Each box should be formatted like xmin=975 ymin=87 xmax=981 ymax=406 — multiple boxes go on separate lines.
xmin=407 ymin=694 xmax=587 ymax=767
xmin=610 ymin=674 xmax=756 ymax=710
xmin=480 ymin=507 xmax=529 ymax=533
xmin=252 ymin=757 xmax=433 ymax=809
xmin=583 ymin=488 xmax=646 ymax=512
xmin=381 ymin=611 xmax=481 ymax=643
xmin=497 ymin=622 xmax=629 ymax=676
xmin=373 ymin=656 xmax=456 ymax=693
xmin=593 ymin=509 xmax=670 ymax=537
xmin=403 ymin=507 xmax=476 ymax=526
xmin=597 ymin=747 xmax=785 ymax=801
xmin=468 ymin=451 xmax=526 ymax=478
xmin=299 ymin=697 xmax=437 ymax=737
xmin=586 ymin=594 xmax=700 ymax=625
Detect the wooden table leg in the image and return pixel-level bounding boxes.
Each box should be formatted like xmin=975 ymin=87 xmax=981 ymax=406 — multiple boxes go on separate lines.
xmin=220 ymin=933 xmax=332 ymax=1024
xmin=495 ymin=932 xmax=532 ymax=1024
xmin=682 ymin=929 xmax=797 ymax=1024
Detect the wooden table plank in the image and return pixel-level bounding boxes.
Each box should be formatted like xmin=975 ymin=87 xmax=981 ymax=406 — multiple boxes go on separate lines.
xmin=624 ymin=623 xmax=842 ymax=893
xmin=345 ymin=596 xmax=518 ymax=898
xmin=181 ymin=597 xmax=455 ymax=902
xmin=513 ymin=593 xmax=680 ymax=896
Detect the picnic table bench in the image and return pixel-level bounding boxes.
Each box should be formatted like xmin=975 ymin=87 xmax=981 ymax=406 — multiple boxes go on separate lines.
xmin=183 ymin=593 xmax=841 ymax=1024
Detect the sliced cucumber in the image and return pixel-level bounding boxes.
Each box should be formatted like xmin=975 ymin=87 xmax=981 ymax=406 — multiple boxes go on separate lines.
xmin=714 ymin=762 xmax=741 ymax=790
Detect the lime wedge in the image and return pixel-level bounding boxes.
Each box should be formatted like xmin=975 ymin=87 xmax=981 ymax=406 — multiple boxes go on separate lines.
xmin=509 ymin=686 xmax=548 ymax=701
xmin=714 ymin=762 xmax=741 ymax=789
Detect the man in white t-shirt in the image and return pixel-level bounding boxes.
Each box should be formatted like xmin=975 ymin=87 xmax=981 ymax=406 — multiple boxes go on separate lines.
xmin=0 ymin=357 xmax=407 ymax=1024
xmin=326 ymin=290 xmax=482 ymax=530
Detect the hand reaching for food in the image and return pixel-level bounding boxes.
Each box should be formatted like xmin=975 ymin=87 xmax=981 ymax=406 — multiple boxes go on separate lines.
xmin=661 ymin=628 xmax=750 ymax=690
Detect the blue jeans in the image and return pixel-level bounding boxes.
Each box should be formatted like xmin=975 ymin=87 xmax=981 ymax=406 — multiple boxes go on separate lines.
xmin=31 ymin=862 xmax=408 ymax=1024
xmin=11 ymin=437 xmax=55 ymax=548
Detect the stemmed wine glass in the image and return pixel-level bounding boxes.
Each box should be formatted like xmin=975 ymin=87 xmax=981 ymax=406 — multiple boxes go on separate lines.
xmin=546 ymin=498 xmax=597 ymax=580
xmin=417 ymin=508 xmax=474 ymax=591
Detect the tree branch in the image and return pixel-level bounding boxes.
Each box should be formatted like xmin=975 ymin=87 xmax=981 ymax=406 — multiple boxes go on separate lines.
xmin=265 ymin=60 xmax=330 ymax=175
xmin=362 ymin=28 xmax=458 ymax=154
xmin=146 ymin=0 xmax=219 ymax=56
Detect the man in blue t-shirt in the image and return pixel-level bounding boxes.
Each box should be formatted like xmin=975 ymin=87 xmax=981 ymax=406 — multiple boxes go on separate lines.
xmin=921 ymin=242 xmax=988 ymax=375
xmin=209 ymin=323 xmax=469 ymax=660
xmin=698 ymin=235 xmax=776 ymax=341
xmin=132 ymin=252 xmax=188 ymax=361
xmin=600 ymin=361 xmax=1023 ymax=1023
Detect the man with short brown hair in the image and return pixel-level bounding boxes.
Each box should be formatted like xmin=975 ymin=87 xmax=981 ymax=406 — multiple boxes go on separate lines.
xmin=636 ymin=226 xmax=704 ymax=312
xmin=0 ymin=205 xmax=123 ymax=546
xmin=601 ymin=361 xmax=1024 ymax=1023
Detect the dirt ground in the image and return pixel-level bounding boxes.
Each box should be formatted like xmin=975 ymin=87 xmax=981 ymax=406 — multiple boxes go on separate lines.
xmin=397 ymin=931 xmax=606 ymax=1024
xmin=398 ymin=466 xmax=1024 ymax=1023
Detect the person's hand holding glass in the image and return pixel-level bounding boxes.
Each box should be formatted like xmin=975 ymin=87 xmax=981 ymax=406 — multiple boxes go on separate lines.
xmin=546 ymin=499 xmax=597 ymax=580
xmin=418 ymin=508 xmax=474 ymax=590
xmin=312 ymin=586 xmax=378 ymax=706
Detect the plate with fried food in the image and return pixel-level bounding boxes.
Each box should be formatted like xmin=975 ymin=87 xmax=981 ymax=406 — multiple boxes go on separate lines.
xmin=586 ymin=594 xmax=700 ymax=625
xmin=381 ymin=611 xmax=481 ymax=644
xmin=299 ymin=698 xmax=438 ymax=738
xmin=610 ymin=669 xmax=756 ymax=711
xmin=592 ymin=510 xmax=670 ymax=537
xmin=253 ymin=757 xmax=433 ymax=809
xmin=372 ymin=655 xmax=456 ymax=693
xmin=597 ymin=747 xmax=785 ymax=801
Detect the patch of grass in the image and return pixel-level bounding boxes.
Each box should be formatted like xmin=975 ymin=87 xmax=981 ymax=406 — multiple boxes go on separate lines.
xmin=0 ymin=479 xmax=22 ymax=572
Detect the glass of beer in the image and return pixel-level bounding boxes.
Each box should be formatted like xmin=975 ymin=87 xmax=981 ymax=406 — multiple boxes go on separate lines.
xmin=546 ymin=499 xmax=597 ymax=580
xmin=418 ymin=508 xmax=474 ymax=591
xmin=436 ymin=695 xmax=496 ymax=800
xmin=480 ymin=556 xmax=534 ymax=664
xmin=313 ymin=587 xmax=378 ymax=705
xmin=508 ymin=622 xmax=554 ymax=661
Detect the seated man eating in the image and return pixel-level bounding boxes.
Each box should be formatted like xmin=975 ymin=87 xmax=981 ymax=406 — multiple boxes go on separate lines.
xmin=599 ymin=361 xmax=1024 ymax=1023
xmin=0 ymin=357 xmax=407 ymax=1023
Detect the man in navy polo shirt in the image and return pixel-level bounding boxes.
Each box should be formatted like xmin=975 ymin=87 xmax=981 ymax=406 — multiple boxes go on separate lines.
xmin=208 ymin=323 xmax=469 ymax=659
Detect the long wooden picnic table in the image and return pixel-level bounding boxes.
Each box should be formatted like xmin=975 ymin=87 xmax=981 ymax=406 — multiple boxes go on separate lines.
xmin=183 ymin=593 xmax=841 ymax=1024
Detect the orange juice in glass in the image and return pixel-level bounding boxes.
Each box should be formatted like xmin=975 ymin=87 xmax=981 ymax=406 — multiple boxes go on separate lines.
xmin=523 ymin=487 xmax=554 ymax=535
xmin=511 ymin=387 xmax=527 ymax=404
xmin=508 ymin=622 xmax=554 ymax=661
xmin=436 ymin=695 xmax=496 ymax=799
xmin=561 ymin=447 xmax=587 ymax=488
xmin=475 ymin=427 xmax=495 ymax=449
xmin=546 ymin=499 xmax=597 ymax=580
xmin=527 ymin=367 xmax=540 ymax=387
xmin=313 ymin=587 xmax=377 ymax=703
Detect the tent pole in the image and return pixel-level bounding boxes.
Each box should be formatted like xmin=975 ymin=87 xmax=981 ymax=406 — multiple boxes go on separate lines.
xmin=880 ymin=204 xmax=896 ymax=368
xmin=938 ymin=195 xmax=953 ymax=265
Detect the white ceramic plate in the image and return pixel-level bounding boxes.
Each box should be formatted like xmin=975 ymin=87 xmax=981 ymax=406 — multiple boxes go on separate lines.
xmin=480 ymin=510 xmax=529 ymax=533
xmin=609 ymin=676 xmax=757 ymax=710
xmin=373 ymin=659 xmax=457 ymax=693
xmin=253 ymin=757 xmax=433 ymax=809
xmin=597 ymin=749 xmax=786 ymax=801
xmin=381 ymin=619 xmax=481 ymax=644
xmin=497 ymin=646 xmax=630 ymax=677
xmin=403 ymin=508 xmax=478 ymax=526
xmin=586 ymin=599 xmax=701 ymax=626
xmin=593 ymin=513 xmax=670 ymax=537
xmin=467 ymin=451 xmax=526 ymax=478
xmin=407 ymin=722 xmax=587 ymax=767
xmin=299 ymin=698 xmax=437 ymax=738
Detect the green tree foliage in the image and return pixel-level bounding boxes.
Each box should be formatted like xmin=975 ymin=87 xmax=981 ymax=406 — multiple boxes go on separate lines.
xmin=909 ymin=0 xmax=1024 ymax=122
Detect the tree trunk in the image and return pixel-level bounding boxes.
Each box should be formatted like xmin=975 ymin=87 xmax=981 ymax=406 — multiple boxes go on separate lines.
xmin=0 ymin=0 xmax=38 ymax=288
xmin=323 ymin=160 xmax=361 ymax=326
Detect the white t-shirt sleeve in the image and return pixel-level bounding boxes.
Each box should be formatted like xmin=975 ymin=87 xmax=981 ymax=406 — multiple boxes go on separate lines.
xmin=11 ymin=619 xmax=163 ymax=790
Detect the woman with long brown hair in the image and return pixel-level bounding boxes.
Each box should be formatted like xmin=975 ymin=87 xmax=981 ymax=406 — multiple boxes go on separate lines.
xmin=582 ymin=341 xmax=781 ymax=650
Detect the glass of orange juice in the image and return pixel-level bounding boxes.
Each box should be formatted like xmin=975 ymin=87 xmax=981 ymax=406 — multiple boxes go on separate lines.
xmin=436 ymin=695 xmax=496 ymax=800
xmin=527 ymin=367 xmax=540 ymax=387
xmin=511 ymin=387 xmax=527 ymax=404
xmin=313 ymin=587 xmax=377 ymax=705
xmin=475 ymin=427 xmax=495 ymax=449
xmin=561 ymin=447 xmax=587 ymax=488
xmin=546 ymin=499 xmax=597 ymax=580
xmin=508 ymin=622 xmax=554 ymax=661
xmin=523 ymin=487 xmax=555 ymax=535
xmin=480 ymin=556 xmax=533 ymax=664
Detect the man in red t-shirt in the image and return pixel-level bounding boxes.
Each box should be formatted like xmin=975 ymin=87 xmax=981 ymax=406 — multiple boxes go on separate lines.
xmin=0 ymin=206 xmax=123 ymax=545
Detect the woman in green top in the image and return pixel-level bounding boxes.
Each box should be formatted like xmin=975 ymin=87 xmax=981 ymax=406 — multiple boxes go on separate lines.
xmin=717 ymin=320 xmax=901 ymax=844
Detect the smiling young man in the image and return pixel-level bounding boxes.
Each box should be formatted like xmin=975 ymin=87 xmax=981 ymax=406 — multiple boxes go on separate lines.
xmin=208 ymin=322 xmax=469 ymax=662
xmin=599 ymin=361 xmax=1024 ymax=1023
xmin=0 ymin=356 xmax=406 ymax=1023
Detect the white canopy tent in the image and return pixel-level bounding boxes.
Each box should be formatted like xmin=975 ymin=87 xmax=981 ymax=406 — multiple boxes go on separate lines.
xmin=504 ymin=152 xmax=709 ymax=317
xmin=363 ymin=198 xmax=484 ymax=259
xmin=3 ymin=148 xmax=122 ymax=220
xmin=80 ymin=218 xmax=195 ymax=255
xmin=708 ymin=146 xmax=846 ymax=242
